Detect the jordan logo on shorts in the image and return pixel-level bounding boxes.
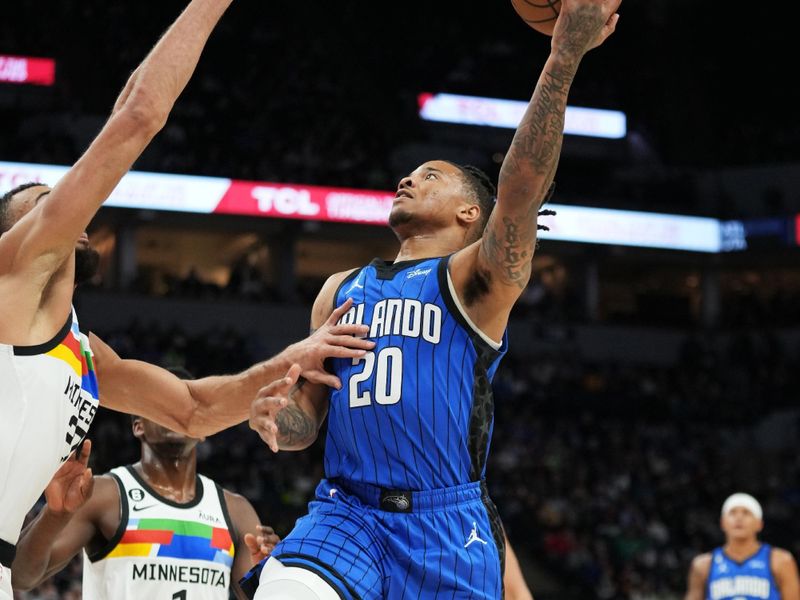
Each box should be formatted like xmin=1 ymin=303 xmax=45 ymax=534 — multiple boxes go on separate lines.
xmin=464 ymin=522 xmax=488 ymax=548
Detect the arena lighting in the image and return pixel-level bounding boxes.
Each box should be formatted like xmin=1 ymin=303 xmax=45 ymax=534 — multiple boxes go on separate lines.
xmin=0 ymin=160 xmax=725 ymax=253
xmin=418 ymin=92 xmax=627 ymax=139
xmin=0 ymin=55 xmax=56 ymax=86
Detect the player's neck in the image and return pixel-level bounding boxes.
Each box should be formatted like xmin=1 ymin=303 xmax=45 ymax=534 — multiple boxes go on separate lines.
xmin=395 ymin=232 xmax=465 ymax=262
xmin=136 ymin=448 xmax=198 ymax=503
xmin=724 ymin=538 xmax=761 ymax=560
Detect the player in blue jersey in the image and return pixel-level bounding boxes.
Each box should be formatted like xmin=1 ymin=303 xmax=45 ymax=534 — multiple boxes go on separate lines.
xmin=685 ymin=493 xmax=799 ymax=600
xmin=245 ymin=1 xmax=621 ymax=598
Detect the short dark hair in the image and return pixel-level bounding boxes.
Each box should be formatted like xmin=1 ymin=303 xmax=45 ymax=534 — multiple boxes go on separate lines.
xmin=0 ymin=182 xmax=44 ymax=234
xmin=449 ymin=163 xmax=497 ymax=236
xmin=131 ymin=365 xmax=195 ymax=425
xmin=451 ymin=164 xmax=558 ymax=237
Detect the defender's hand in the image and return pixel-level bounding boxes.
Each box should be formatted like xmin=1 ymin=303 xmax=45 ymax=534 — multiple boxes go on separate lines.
xmin=244 ymin=525 xmax=281 ymax=564
xmin=284 ymin=298 xmax=375 ymax=389
xmin=44 ymin=440 xmax=94 ymax=515
xmin=249 ymin=364 xmax=302 ymax=453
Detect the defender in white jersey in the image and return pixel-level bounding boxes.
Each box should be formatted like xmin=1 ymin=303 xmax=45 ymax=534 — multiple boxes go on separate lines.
xmin=13 ymin=384 xmax=280 ymax=600
xmin=0 ymin=0 xmax=372 ymax=591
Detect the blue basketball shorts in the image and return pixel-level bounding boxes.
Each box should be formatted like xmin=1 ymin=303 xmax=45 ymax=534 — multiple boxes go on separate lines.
xmin=246 ymin=478 xmax=505 ymax=599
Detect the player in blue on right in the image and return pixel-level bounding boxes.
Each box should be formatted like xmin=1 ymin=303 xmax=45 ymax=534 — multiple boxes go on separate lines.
xmin=685 ymin=493 xmax=800 ymax=600
xmin=244 ymin=1 xmax=620 ymax=598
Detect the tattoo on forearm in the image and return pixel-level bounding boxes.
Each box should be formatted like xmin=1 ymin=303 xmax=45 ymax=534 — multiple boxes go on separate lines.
xmin=500 ymin=65 xmax=571 ymax=184
xmin=276 ymin=404 xmax=316 ymax=447
xmin=483 ymin=161 xmax=558 ymax=289
xmin=482 ymin=215 xmax=532 ymax=290
xmin=486 ymin=15 xmax=590 ymax=288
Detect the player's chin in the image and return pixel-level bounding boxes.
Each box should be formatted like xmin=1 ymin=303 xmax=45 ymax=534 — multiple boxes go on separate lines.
xmin=388 ymin=207 xmax=414 ymax=228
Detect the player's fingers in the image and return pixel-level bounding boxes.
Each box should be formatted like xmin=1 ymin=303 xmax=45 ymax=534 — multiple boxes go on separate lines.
xmin=255 ymin=366 xmax=300 ymax=399
xmin=257 ymin=525 xmax=276 ymax=535
xmin=301 ymin=369 xmax=342 ymax=390
xmin=607 ymin=12 xmax=620 ymax=33
xmin=249 ymin=414 xmax=278 ymax=436
xmin=77 ymin=439 xmax=92 ymax=467
xmin=263 ymin=532 xmax=280 ymax=545
xmin=326 ymin=298 xmax=354 ymax=325
xmin=326 ymin=323 xmax=372 ymax=339
xmin=325 ymin=333 xmax=375 ymax=350
xmin=250 ymin=418 xmax=280 ymax=453
xmin=327 ymin=345 xmax=372 ymax=360
xmin=82 ymin=468 xmax=94 ymax=498
xmin=252 ymin=395 xmax=288 ymax=416
xmin=257 ymin=430 xmax=279 ymax=453
xmin=243 ymin=533 xmax=259 ymax=552
xmin=248 ymin=414 xmax=276 ymax=439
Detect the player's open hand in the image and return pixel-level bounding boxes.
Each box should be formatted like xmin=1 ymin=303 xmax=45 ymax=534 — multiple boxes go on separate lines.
xmin=244 ymin=525 xmax=281 ymax=564
xmin=283 ymin=298 xmax=375 ymax=389
xmin=44 ymin=440 xmax=94 ymax=515
xmin=553 ymin=0 xmax=621 ymax=57
xmin=249 ymin=364 xmax=302 ymax=452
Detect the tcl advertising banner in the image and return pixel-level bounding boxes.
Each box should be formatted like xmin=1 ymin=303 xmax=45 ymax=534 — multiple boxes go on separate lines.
xmin=0 ymin=161 xmax=726 ymax=252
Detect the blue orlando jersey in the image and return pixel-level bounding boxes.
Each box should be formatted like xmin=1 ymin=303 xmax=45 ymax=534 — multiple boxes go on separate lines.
xmin=706 ymin=544 xmax=779 ymax=600
xmin=325 ymin=256 xmax=507 ymax=491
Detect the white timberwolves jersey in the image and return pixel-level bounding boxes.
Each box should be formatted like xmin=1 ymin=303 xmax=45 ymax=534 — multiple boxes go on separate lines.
xmin=0 ymin=308 xmax=99 ymax=548
xmin=83 ymin=466 xmax=237 ymax=600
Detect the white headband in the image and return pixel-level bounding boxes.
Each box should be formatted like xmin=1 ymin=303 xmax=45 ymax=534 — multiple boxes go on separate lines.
xmin=721 ymin=493 xmax=763 ymax=521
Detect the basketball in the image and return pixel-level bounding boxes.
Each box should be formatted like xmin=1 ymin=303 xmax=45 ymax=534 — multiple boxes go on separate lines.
xmin=511 ymin=0 xmax=561 ymax=36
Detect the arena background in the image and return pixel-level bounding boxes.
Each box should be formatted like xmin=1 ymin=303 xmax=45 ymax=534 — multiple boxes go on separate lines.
xmin=3 ymin=1 xmax=800 ymax=598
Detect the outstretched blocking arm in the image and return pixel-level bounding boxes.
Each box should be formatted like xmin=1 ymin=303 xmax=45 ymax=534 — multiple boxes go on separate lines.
xmin=0 ymin=0 xmax=234 ymax=282
xmin=249 ymin=270 xmax=356 ymax=452
xmin=91 ymin=297 xmax=372 ymax=438
xmin=684 ymin=554 xmax=711 ymax=600
xmin=450 ymin=0 xmax=620 ymax=341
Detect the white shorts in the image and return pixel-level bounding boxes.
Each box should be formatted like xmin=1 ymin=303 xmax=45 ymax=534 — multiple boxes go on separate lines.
xmin=0 ymin=563 xmax=12 ymax=600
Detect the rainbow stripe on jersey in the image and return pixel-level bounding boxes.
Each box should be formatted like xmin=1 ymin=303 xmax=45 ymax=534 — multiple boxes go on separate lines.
xmin=46 ymin=318 xmax=98 ymax=400
xmin=108 ymin=518 xmax=235 ymax=567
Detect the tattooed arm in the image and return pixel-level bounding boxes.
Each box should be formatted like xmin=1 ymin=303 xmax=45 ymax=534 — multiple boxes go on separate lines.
xmin=249 ymin=270 xmax=359 ymax=451
xmin=449 ymin=0 xmax=620 ymax=342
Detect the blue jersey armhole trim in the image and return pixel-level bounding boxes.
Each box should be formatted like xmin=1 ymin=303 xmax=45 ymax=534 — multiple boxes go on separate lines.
xmin=436 ymin=255 xmax=505 ymax=357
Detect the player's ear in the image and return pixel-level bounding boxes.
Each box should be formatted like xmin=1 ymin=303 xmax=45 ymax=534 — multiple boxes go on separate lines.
xmin=457 ymin=203 xmax=481 ymax=227
xmin=131 ymin=417 xmax=145 ymax=439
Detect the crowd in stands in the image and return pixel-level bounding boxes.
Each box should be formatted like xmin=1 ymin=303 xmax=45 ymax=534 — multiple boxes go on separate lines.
xmin=14 ymin=319 xmax=800 ymax=599
xmin=4 ymin=1 xmax=799 ymax=217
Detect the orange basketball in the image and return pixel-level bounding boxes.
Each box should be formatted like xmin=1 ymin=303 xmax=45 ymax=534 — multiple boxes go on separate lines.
xmin=510 ymin=0 xmax=561 ymax=36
